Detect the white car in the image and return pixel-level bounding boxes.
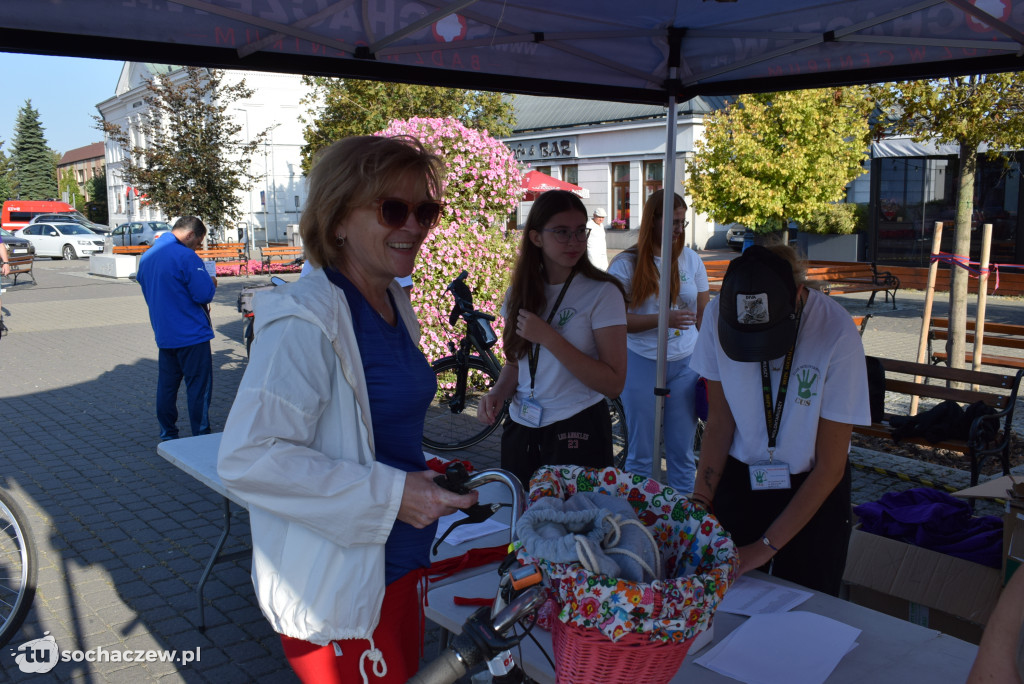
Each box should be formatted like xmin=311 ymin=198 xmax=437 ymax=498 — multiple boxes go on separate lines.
xmin=16 ymin=222 xmax=105 ymax=260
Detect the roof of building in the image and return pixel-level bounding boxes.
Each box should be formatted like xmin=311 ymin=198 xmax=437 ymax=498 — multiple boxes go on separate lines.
xmin=59 ymin=142 xmax=105 ymax=166
xmin=510 ymin=94 xmax=731 ymax=133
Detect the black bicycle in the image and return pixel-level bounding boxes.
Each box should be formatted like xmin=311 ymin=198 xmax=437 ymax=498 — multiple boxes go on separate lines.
xmin=422 ymin=271 xmax=628 ymax=465
xmin=0 ymin=486 xmax=36 ymax=648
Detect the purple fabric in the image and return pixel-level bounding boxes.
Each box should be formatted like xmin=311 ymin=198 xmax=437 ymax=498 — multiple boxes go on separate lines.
xmin=854 ymin=487 xmax=1003 ymax=568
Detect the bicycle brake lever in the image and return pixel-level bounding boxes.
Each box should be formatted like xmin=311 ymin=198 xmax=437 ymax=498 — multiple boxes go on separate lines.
xmin=432 ymin=503 xmax=501 ymax=555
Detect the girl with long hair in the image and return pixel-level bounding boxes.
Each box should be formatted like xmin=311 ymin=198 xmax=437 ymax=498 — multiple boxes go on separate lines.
xmin=607 ymin=189 xmax=709 ymax=492
xmin=478 ymin=190 xmax=627 ymax=488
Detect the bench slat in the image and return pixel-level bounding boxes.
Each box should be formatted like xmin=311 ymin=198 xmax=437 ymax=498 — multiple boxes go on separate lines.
xmin=931 ymin=330 xmax=1024 ymax=351
xmin=875 ymin=357 xmax=1018 ymax=390
xmin=931 ymin=351 xmax=1024 ymax=370
xmin=883 ymin=378 xmax=1009 ymax=409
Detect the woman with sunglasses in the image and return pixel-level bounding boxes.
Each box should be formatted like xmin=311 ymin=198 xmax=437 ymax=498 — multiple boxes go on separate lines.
xmin=218 ymin=135 xmax=478 ymax=684
xmin=607 ymin=189 xmax=709 ymax=493
xmin=478 ymin=189 xmax=627 ymax=489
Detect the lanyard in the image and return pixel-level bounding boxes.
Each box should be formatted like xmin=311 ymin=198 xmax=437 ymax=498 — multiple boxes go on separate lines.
xmin=759 ymin=306 xmax=803 ymax=460
xmin=527 ymin=270 xmax=577 ymax=396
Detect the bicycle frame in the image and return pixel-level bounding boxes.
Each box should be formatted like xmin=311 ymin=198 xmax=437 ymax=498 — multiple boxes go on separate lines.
xmin=444 ymin=271 xmax=503 ymax=415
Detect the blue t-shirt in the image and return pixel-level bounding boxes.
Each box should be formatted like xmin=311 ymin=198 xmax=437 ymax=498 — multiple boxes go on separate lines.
xmin=136 ymin=233 xmax=216 ymax=348
xmin=324 ymin=268 xmax=438 ymax=584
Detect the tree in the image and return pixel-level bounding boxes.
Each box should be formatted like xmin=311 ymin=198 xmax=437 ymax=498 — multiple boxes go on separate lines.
xmin=688 ymin=87 xmax=872 ymax=234
xmin=0 ymin=142 xmax=13 ymax=202
xmin=870 ymin=74 xmax=1024 ymax=372
xmin=11 ymin=100 xmax=58 ymax=200
xmin=300 ymin=77 xmax=515 ymax=174
xmin=99 ymin=67 xmax=267 ymax=230
xmin=58 ymin=167 xmax=85 ymax=211
xmin=85 ymin=169 xmax=109 ymax=224
xmin=376 ymin=117 xmax=521 ymax=362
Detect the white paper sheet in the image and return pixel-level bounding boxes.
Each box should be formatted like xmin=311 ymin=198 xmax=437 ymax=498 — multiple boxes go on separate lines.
xmin=434 ymin=510 xmax=510 ymax=546
xmin=694 ymin=611 xmax=860 ymax=684
xmin=719 ymin=575 xmax=813 ymax=616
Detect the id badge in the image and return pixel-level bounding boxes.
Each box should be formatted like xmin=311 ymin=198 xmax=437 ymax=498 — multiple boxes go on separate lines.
xmin=519 ymin=398 xmax=544 ymax=428
xmin=748 ymin=460 xmax=792 ymax=490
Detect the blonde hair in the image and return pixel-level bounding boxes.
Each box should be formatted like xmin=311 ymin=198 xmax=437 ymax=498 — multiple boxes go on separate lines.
xmin=623 ymin=189 xmax=686 ymax=308
xmin=300 ymin=135 xmax=444 ymax=268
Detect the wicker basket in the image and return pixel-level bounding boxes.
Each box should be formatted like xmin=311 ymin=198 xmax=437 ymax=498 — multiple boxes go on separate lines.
xmin=551 ymin=618 xmax=696 ymax=683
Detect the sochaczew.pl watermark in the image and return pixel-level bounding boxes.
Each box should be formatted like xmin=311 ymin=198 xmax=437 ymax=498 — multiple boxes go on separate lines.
xmin=9 ymin=633 xmax=201 ymax=674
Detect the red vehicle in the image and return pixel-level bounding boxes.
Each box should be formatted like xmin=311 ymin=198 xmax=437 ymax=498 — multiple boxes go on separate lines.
xmin=1 ymin=200 xmax=76 ymax=232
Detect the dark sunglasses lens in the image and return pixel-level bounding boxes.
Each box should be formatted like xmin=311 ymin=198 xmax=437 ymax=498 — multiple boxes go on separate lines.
xmin=414 ymin=202 xmax=442 ymax=229
xmin=380 ymin=200 xmax=410 ymax=228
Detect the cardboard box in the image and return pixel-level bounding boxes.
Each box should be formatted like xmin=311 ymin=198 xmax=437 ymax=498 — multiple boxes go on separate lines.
xmin=955 ymin=475 xmax=1024 ymax=584
xmin=843 ymin=526 xmax=1002 ymax=643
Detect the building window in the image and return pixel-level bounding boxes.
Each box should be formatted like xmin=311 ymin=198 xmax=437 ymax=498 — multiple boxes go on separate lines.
xmin=534 ymin=165 xmax=552 ymax=176
xmin=562 ymin=165 xmax=578 ymax=186
xmin=612 ymin=162 xmax=630 ymax=225
xmin=643 ymin=160 xmax=663 ymax=199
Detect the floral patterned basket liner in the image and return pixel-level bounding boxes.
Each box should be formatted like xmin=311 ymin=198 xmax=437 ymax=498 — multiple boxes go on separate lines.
xmin=516 ymin=465 xmax=738 ymax=644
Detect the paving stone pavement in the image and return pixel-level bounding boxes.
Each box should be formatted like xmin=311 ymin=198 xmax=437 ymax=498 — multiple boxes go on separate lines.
xmin=1 ymin=258 xmax=1021 ymax=682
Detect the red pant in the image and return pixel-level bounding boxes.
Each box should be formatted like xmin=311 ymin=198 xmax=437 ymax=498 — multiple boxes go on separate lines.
xmin=280 ymin=569 xmax=424 ymax=683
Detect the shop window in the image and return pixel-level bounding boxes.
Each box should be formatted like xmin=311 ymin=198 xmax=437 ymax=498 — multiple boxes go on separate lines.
xmin=643 ymin=160 xmax=663 ymax=199
xmin=562 ymin=165 xmax=578 ymax=186
xmin=612 ymin=162 xmax=630 ymax=227
xmin=534 ymin=165 xmax=551 ymax=176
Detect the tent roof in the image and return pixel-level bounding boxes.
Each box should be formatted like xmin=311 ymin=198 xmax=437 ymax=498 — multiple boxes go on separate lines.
xmin=511 ymin=94 xmax=729 ymax=133
xmin=2 ymin=1 xmax=1023 ymax=104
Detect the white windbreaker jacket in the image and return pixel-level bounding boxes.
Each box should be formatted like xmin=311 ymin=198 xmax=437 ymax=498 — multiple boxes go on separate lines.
xmin=217 ymin=268 xmax=418 ymax=645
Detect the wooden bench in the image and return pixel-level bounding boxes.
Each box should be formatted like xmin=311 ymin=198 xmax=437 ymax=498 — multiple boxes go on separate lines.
xmin=929 ymin=318 xmax=1024 ymax=371
xmin=854 ymin=357 xmax=1023 ymax=487
xmin=260 ymin=245 xmax=304 ymax=273
xmin=112 ymin=245 xmax=149 ymax=256
xmin=195 ymin=246 xmax=248 ymax=276
xmin=704 ymin=259 xmax=730 ymax=291
xmin=4 ymin=253 xmax=36 ymax=285
xmin=805 ymin=261 xmax=900 ymax=309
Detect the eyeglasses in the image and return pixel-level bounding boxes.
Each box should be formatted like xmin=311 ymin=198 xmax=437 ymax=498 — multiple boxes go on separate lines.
xmin=673 ymin=219 xmax=690 ymax=230
xmin=543 ymin=227 xmax=591 ymax=244
xmin=373 ymin=198 xmax=444 ymax=230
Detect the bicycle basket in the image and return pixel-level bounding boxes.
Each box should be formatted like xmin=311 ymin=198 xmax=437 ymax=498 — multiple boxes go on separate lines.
xmin=517 ymin=464 xmax=737 ymax=646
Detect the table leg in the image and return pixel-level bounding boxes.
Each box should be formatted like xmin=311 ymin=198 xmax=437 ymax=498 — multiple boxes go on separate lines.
xmin=196 ymin=497 xmax=251 ymax=632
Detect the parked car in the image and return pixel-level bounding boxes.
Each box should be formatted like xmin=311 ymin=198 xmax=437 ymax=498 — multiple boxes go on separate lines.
xmin=1 ymin=227 xmax=36 ymax=257
xmin=15 ymin=222 xmax=105 ymax=260
xmin=28 ymin=212 xmax=112 ymax=235
xmin=111 ymin=221 xmax=173 ymax=247
xmin=726 ymin=226 xmax=746 ymax=251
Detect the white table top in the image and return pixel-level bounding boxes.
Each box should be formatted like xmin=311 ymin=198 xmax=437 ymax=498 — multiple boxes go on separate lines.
xmin=425 ymin=570 xmax=979 ymax=684
xmin=155 ymin=433 xmax=514 ymax=567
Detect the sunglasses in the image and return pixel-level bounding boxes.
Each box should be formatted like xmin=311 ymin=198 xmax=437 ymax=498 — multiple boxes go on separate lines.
xmin=374 ymin=198 xmax=444 ymax=230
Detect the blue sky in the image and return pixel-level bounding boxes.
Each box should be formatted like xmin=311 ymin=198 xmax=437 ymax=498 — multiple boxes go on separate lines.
xmin=0 ymin=53 xmax=124 ymax=157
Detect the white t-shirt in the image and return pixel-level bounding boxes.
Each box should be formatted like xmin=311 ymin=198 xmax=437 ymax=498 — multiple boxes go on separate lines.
xmin=586 ymin=219 xmax=609 ymax=270
xmin=690 ymin=288 xmax=871 ymax=474
xmin=607 ymin=247 xmax=709 ymax=361
xmin=505 ymin=275 xmax=626 ymax=427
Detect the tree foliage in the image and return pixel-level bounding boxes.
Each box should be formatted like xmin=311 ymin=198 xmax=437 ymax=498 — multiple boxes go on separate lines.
xmin=376 ymin=117 xmax=521 ymax=362
xmin=99 ymin=67 xmax=267 ymax=229
xmin=688 ymin=88 xmax=872 ymax=233
xmin=870 ymin=74 xmax=1024 ymax=371
xmin=12 ymin=100 xmax=58 ymax=200
xmin=0 ymin=142 xmax=13 ymax=202
xmin=301 ymin=77 xmax=516 ymax=174
xmin=58 ymin=168 xmax=86 ymax=211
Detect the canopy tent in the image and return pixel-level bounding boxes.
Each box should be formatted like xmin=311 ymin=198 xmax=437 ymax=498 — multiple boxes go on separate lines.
xmin=521 ymin=170 xmax=589 ymax=202
xmin=4 ymin=0 xmax=1024 ymax=480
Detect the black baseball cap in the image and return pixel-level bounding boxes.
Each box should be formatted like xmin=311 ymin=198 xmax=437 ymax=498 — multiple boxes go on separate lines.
xmin=718 ymin=245 xmax=798 ymax=362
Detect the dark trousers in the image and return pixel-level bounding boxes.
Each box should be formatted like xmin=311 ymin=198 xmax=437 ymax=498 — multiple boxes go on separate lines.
xmin=500 ymin=399 xmax=613 ymax=490
xmin=713 ymin=455 xmax=852 ymax=596
xmin=157 ymin=341 xmax=213 ymax=440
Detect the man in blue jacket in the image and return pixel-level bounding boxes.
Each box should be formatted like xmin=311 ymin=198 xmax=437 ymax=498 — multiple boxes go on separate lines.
xmin=137 ymin=216 xmax=217 ymax=440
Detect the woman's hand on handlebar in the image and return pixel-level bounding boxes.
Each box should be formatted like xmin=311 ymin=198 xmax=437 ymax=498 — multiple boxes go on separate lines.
xmin=398 ymin=470 xmax=478 ymax=529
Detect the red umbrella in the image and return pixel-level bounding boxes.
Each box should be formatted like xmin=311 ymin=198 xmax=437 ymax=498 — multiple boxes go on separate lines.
xmin=521 ymin=170 xmax=588 ymax=202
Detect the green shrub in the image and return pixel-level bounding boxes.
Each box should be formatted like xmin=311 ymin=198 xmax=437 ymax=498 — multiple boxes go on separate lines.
xmin=799 ymin=203 xmax=860 ymax=235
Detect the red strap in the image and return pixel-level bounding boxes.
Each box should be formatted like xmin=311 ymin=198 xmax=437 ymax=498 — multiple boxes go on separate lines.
xmin=427 ymin=544 xmax=509 ymax=583
xmin=453 ymin=596 xmax=495 ymax=607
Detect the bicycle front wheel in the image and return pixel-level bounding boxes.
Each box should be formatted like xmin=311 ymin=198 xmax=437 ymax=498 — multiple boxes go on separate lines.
xmin=607 ymin=397 xmax=629 ymax=471
xmin=423 ymin=356 xmax=502 ymax=451
xmin=0 ymin=488 xmax=36 ymax=648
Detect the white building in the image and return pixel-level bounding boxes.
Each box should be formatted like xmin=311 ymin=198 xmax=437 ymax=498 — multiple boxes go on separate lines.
xmin=96 ymin=63 xmax=311 ymax=245
xmin=504 ymin=95 xmax=730 ymax=250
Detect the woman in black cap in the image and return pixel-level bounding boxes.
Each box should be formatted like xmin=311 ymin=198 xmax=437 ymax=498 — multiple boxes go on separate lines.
xmin=688 ymin=243 xmax=871 ymax=595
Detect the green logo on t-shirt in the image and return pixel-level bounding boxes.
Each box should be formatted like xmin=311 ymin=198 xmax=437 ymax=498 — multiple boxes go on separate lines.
xmin=795 ymin=367 xmax=819 ymax=406
xmin=556 ymin=308 xmax=576 ymax=327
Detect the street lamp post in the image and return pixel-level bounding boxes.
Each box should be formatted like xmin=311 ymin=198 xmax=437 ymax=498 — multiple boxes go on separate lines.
xmin=268 ymin=123 xmax=281 ymax=242
xmin=233 ymin=107 xmax=255 ymax=242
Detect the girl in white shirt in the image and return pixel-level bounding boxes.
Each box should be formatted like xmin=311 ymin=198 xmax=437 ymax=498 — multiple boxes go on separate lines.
xmin=478 ymin=190 xmax=627 ymax=489
xmin=607 ymin=190 xmax=709 ymax=492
